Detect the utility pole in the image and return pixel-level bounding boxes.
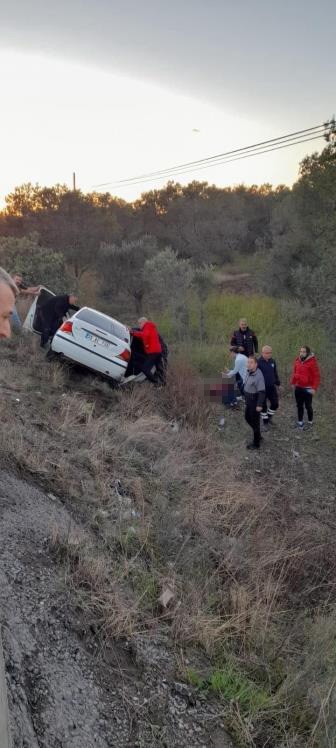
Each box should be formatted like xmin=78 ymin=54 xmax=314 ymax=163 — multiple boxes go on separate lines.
xmin=73 ymin=172 xmax=76 ymax=191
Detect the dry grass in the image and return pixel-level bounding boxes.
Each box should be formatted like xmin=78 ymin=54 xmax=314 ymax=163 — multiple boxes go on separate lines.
xmin=1 ymin=334 xmax=336 ymax=746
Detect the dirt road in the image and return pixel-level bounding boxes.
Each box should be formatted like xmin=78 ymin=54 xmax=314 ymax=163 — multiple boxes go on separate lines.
xmin=0 ymin=470 xmax=232 ymax=748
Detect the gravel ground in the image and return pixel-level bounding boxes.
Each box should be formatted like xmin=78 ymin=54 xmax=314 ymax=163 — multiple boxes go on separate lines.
xmin=0 ymin=471 xmax=233 ymax=748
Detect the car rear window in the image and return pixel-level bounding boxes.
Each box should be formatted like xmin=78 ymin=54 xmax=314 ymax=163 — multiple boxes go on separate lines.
xmin=76 ymin=309 xmax=128 ymax=342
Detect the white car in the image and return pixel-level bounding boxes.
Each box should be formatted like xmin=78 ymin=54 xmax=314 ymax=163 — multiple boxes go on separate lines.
xmin=24 ymin=292 xmax=134 ymax=383
xmin=51 ymin=307 xmax=132 ymax=382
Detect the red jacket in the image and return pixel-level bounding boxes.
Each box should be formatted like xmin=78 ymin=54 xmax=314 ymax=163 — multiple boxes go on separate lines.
xmin=290 ymin=354 xmax=320 ymax=390
xmin=131 ymin=321 xmax=162 ymax=354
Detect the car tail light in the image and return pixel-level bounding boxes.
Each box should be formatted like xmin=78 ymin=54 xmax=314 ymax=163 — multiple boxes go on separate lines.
xmin=118 ymin=349 xmax=131 ymax=362
xmin=60 ymin=321 xmax=73 ymax=334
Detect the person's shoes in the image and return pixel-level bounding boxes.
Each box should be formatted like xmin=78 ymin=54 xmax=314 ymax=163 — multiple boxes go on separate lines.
xmin=218 ymin=416 xmax=226 ymax=427
xmin=308 ymin=421 xmax=313 ymax=427
xmin=297 ymin=421 xmax=304 ymax=430
xmin=246 ymin=443 xmax=260 ymax=450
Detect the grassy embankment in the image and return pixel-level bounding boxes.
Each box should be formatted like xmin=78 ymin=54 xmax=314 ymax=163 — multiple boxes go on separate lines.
xmin=0 ymin=292 xmax=335 ymax=746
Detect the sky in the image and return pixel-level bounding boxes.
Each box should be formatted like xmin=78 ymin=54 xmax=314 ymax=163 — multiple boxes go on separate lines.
xmin=0 ymin=0 xmax=335 ymax=203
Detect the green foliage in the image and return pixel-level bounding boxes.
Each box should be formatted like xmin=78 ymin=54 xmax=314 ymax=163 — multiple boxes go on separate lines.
xmin=185 ymin=662 xmax=273 ymax=717
xmin=264 ymin=143 xmax=336 ymax=326
xmin=158 ymin=293 xmax=334 ymax=384
xmin=145 ymin=247 xmax=194 ymax=310
xmin=99 ymin=236 xmax=158 ymax=316
xmin=0 ymin=233 xmax=68 ymax=293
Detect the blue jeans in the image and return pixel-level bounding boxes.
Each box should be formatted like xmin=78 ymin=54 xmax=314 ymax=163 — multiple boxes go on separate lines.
xmin=11 ymin=305 xmax=22 ymax=330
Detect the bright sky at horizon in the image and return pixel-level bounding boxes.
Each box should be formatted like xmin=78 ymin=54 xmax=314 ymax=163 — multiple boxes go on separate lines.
xmin=0 ymin=0 xmax=334 ymax=205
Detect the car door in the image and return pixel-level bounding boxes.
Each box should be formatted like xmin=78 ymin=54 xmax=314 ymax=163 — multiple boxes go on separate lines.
xmin=23 ymin=288 xmax=55 ymax=334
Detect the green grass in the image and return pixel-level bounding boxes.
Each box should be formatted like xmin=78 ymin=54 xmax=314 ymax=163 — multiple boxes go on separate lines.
xmin=158 ymin=293 xmax=334 ymax=384
xmin=185 ymin=662 xmax=273 ymax=714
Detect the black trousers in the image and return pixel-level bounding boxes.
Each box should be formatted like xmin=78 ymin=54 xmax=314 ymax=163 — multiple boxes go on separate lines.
xmin=245 ymin=398 xmax=261 ymax=446
xmin=142 ymin=353 xmax=162 ymax=383
xmin=295 ymin=387 xmax=313 ymax=422
xmin=261 ymin=385 xmax=279 ymax=422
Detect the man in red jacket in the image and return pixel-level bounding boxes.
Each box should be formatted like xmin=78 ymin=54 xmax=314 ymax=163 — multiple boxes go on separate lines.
xmin=290 ymin=345 xmax=321 ymax=428
xmin=130 ymin=317 xmax=162 ymax=383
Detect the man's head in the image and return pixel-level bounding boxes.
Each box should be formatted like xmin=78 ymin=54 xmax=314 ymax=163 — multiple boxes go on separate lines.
xmin=68 ymin=294 xmax=78 ymax=306
xmin=229 ymin=345 xmax=239 ymax=358
xmin=12 ymin=272 xmax=23 ymax=288
xmin=138 ymin=316 xmax=148 ymax=330
xmin=0 ymin=268 xmax=19 ymax=339
xmin=261 ymin=345 xmax=273 ymax=361
xmin=239 ymin=318 xmax=248 ymax=331
xmin=247 ymin=355 xmax=258 ymax=372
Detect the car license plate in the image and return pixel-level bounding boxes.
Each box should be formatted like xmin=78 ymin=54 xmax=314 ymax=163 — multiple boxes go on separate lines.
xmin=85 ymin=332 xmax=109 ymax=348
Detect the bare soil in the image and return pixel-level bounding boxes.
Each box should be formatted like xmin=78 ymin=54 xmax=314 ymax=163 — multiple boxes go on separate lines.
xmin=0 ymin=471 xmax=232 ymax=748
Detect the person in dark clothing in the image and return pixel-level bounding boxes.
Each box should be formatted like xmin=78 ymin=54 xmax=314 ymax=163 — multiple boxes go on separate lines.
xmin=244 ymin=355 xmax=265 ymax=449
xmin=230 ymin=318 xmax=258 ymax=357
xmin=130 ymin=317 xmax=162 ymax=384
xmin=38 ymin=293 xmax=79 ymax=347
xmin=258 ymin=345 xmax=280 ymax=428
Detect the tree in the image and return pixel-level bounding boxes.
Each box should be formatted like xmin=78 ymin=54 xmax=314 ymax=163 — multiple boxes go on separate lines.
xmin=98 ymin=236 xmax=158 ymax=316
xmin=144 ymin=247 xmax=194 ymax=311
xmin=0 ymin=234 xmax=68 ymax=293
xmin=264 ymin=143 xmax=336 ymax=326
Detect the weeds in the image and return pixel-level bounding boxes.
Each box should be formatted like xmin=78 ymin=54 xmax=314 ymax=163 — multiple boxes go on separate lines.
xmin=1 ymin=324 xmax=336 ymax=746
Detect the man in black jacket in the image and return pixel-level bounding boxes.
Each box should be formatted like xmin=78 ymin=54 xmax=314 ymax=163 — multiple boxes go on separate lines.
xmin=38 ymin=293 xmax=79 ymax=347
xmin=257 ymin=345 xmax=280 ymax=427
xmin=230 ymin=318 xmax=258 ymax=357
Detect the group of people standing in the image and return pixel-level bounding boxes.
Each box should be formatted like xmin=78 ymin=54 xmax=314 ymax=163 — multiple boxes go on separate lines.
xmin=222 ymin=318 xmax=321 ymax=449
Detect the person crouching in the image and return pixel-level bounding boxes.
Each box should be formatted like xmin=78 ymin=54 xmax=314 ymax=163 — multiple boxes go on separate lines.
xmin=130 ymin=317 xmax=162 ymax=384
xmin=244 ymin=355 xmax=265 ymax=450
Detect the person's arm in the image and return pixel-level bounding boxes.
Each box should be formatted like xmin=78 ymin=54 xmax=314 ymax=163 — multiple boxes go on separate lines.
xmin=256 ymin=371 xmax=266 ymax=408
xmin=311 ymin=359 xmax=321 ymax=392
xmin=230 ymin=331 xmax=237 ymax=346
xmin=274 ymin=361 xmax=280 ymax=386
xmin=253 ymin=332 xmax=258 ymax=353
xmin=224 ymin=359 xmax=240 ymax=378
xmin=20 ymin=285 xmax=41 ymax=296
xmin=131 ymin=329 xmax=144 ymax=340
xmin=69 ymin=304 xmax=80 ymax=311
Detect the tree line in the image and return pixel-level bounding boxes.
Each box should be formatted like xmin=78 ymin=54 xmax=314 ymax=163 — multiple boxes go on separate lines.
xmin=0 ymin=142 xmax=334 ymax=331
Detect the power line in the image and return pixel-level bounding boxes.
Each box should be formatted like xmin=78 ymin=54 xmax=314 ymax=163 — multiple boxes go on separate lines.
xmin=107 ymin=133 xmax=326 ymax=188
xmin=107 ymin=124 xmax=326 ymax=185
xmin=93 ymin=121 xmax=331 ymax=189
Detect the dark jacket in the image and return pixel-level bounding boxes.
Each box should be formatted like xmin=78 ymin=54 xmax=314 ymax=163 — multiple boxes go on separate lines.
xmin=257 ymin=357 xmax=280 ymax=388
xmin=231 ymin=327 xmax=258 ymax=356
xmin=39 ymin=294 xmax=79 ymax=334
xmin=244 ymin=368 xmax=265 ymax=407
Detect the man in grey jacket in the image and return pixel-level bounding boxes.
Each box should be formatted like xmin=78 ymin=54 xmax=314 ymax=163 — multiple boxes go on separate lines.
xmin=244 ymin=355 xmax=266 ymax=449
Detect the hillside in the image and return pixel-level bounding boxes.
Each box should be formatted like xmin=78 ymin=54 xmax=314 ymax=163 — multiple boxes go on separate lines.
xmin=0 ymin=318 xmax=335 ymax=747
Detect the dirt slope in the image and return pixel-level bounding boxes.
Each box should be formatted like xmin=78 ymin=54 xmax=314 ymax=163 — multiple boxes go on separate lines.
xmin=0 ymin=470 xmax=233 ymax=748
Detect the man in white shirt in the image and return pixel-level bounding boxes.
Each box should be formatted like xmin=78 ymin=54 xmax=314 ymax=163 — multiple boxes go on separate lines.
xmin=222 ymin=346 xmax=247 ymax=397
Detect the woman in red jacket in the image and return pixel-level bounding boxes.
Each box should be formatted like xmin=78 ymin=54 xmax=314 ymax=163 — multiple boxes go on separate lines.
xmin=290 ymin=346 xmax=320 ymax=429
